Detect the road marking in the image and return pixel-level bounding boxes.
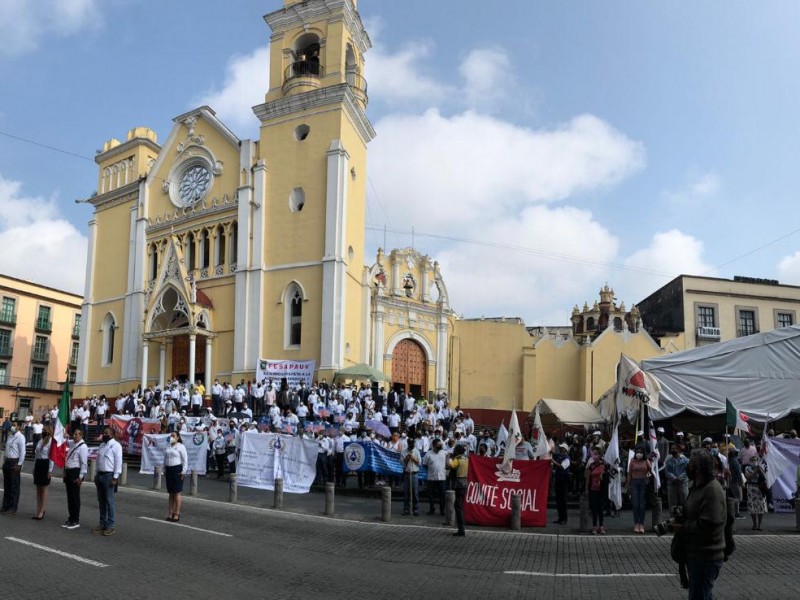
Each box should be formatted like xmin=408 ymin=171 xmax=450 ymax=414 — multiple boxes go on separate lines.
xmin=5 ymin=537 xmax=109 ymax=568
xmin=504 ymin=571 xmax=672 ymax=578
xmin=138 ymin=516 xmax=233 ymax=537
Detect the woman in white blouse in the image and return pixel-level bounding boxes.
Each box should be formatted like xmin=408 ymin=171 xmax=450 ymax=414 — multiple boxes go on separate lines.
xmin=32 ymin=425 xmax=54 ymax=520
xmin=164 ymin=432 xmax=189 ymax=522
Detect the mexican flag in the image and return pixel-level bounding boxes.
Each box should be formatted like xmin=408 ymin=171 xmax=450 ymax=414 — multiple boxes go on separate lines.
xmin=50 ymin=378 xmax=71 ymax=468
xmin=726 ymin=398 xmax=751 ymax=435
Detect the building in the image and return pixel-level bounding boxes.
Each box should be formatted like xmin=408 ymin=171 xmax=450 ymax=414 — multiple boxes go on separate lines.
xmin=0 ymin=275 xmax=82 ymax=419
xmin=75 ymin=0 xmax=454 ymax=399
xmin=636 ymin=274 xmax=800 ymax=350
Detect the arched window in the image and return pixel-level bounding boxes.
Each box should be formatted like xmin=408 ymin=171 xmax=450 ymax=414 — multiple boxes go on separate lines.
xmin=587 ymin=317 xmax=596 ymax=330
xmin=201 ymin=230 xmax=210 ymax=268
xmin=149 ymin=243 xmax=158 ymax=281
xmin=187 ymin=232 xmax=196 ymax=271
xmin=284 ymin=283 xmax=304 ymax=349
xmin=230 ymin=222 xmax=238 ymax=264
xmin=102 ymin=313 xmax=116 ymax=366
xmin=215 ymin=224 xmax=225 ymax=266
xmin=613 ymin=317 xmax=623 ymax=332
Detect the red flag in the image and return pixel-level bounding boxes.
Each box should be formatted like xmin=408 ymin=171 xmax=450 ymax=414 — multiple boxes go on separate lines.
xmin=50 ymin=378 xmax=71 ymax=468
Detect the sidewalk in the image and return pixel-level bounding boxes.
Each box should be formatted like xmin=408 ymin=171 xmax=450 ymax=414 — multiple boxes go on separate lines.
xmin=121 ymin=468 xmax=800 ymax=536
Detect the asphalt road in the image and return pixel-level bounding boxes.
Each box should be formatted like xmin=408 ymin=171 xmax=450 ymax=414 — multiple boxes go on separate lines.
xmin=2 ymin=473 xmax=799 ymax=600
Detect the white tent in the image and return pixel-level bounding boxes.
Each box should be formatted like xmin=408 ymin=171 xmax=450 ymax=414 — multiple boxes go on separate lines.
xmin=642 ymin=324 xmax=800 ymax=421
xmin=531 ymin=398 xmax=607 ymax=425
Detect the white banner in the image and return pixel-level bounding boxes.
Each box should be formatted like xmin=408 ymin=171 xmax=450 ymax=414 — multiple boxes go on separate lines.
xmin=764 ymin=436 xmax=800 ymax=513
xmin=255 ymin=359 xmax=316 ymax=388
xmin=236 ymin=432 xmax=318 ymax=493
xmin=140 ymin=433 xmax=208 ymax=476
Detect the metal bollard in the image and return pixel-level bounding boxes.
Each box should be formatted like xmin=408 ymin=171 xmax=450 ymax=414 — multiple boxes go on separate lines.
xmin=273 ymin=477 xmax=284 ymax=509
xmin=444 ymin=490 xmax=455 ymax=526
xmin=152 ymin=466 xmax=162 ymax=491
xmin=120 ymin=463 xmax=128 ymax=486
xmin=88 ymin=459 xmax=97 ymax=483
xmin=190 ymin=471 xmax=198 ymax=496
xmin=510 ymin=493 xmax=522 ymax=531
xmin=325 ymin=482 xmax=335 ymax=516
xmin=228 ymin=473 xmax=237 ymax=503
xmin=579 ymin=493 xmax=589 ymax=532
xmin=381 ymin=485 xmax=392 ymax=522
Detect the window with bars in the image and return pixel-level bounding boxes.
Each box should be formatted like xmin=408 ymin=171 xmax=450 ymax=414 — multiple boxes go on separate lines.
xmin=69 ymin=341 xmax=80 ymax=366
xmin=1 ymin=297 xmax=15 ymax=324
xmin=290 ymin=291 xmax=302 ymax=346
xmin=73 ymin=313 xmax=81 ymax=337
xmin=0 ymin=362 xmax=7 ymax=385
xmin=738 ymin=310 xmax=756 ymax=337
xmin=0 ymin=328 xmax=10 ymax=355
xmin=30 ymin=366 xmax=45 ymax=389
xmin=36 ymin=305 xmax=51 ymax=330
xmin=697 ymin=306 xmax=715 ymax=328
xmin=33 ymin=335 xmax=48 ymax=360
xmin=777 ymin=312 xmax=794 ymax=328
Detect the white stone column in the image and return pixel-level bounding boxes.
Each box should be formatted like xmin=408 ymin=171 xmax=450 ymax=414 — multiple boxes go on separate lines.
xmin=141 ymin=342 xmax=149 ymax=390
xmin=421 ymin=260 xmax=431 ymax=303
xmin=159 ymin=343 xmax=167 ymax=389
xmin=205 ymin=337 xmax=212 ymax=393
xmin=188 ymin=334 xmax=196 ymax=386
xmin=436 ymin=320 xmax=448 ymax=392
xmin=75 ymin=218 xmax=98 ymax=387
xmin=391 ymin=254 xmax=401 ymax=296
xmin=372 ymin=309 xmax=385 ymax=371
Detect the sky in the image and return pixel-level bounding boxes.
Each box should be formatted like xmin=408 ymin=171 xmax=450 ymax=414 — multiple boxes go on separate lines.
xmin=2 ymin=0 xmax=800 ymax=326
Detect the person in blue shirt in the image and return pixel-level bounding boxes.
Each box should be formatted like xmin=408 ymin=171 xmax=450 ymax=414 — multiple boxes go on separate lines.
xmin=665 ymin=443 xmax=689 ymax=509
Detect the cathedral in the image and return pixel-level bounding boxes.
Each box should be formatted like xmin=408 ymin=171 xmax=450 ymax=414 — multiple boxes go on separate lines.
xmin=75 ymin=0 xmax=454 ymax=402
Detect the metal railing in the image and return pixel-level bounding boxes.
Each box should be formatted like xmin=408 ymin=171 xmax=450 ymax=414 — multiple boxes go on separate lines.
xmin=284 ymin=60 xmax=324 ymax=81
xmin=31 ymin=350 xmax=50 ymax=363
xmin=35 ymin=319 xmax=52 ymax=333
xmin=68 ymin=352 xmax=79 ymax=367
xmin=0 ymin=311 xmax=16 ymax=326
xmin=346 ymin=71 xmax=368 ymax=100
xmin=0 ymin=344 xmax=12 ymax=358
xmin=0 ymin=376 xmax=64 ymax=392
xmin=737 ymin=328 xmax=758 ymax=338
xmin=72 ymin=325 xmax=81 ymax=338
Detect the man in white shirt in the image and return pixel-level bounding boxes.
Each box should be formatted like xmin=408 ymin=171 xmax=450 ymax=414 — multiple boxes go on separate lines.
xmin=401 ymin=437 xmax=421 ymax=516
xmin=190 ymin=389 xmax=203 ymax=417
xmin=423 ymin=438 xmax=447 ymax=515
xmin=211 ymin=379 xmax=223 ymax=416
xmin=1 ymin=421 xmax=26 ymax=514
xmin=93 ymin=426 xmax=123 ymax=536
xmin=62 ymin=428 xmax=89 ymax=529
xmin=95 ymin=398 xmax=107 ymax=427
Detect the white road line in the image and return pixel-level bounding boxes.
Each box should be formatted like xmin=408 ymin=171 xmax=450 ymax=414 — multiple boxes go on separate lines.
xmin=138 ymin=516 xmax=233 ymax=537
xmin=5 ymin=537 xmax=109 ymax=568
xmin=504 ymin=571 xmax=672 ymax=578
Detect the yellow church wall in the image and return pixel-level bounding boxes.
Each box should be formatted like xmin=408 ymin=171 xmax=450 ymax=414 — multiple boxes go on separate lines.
xmin=84 ymin=297 xmax=126 ymax=388
xmin=529 ymin=340 xmax=582 ymax=410
xmin=92 ymin=203 xmax=134 ymax=301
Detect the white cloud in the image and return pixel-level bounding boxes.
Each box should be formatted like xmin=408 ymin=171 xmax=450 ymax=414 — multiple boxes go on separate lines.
xmin=0 ymin=0 xmax=103 ymax=58
xmin=366 ymin=41 xmax=453 ymax=106
xmin=663 ymin=171 xmax=721 ymax=205
xmin=195 ymin=46 xmax=271 ymax=138
xmin=459 ymin=47 xmax=513 ymax=109
xmin=0 ymin=175 xmax=87 ymax=295
xmin=370 ymin=109 xmax=645 ymax=230
xmin=777 ymin=251 xmax=800 ymax=284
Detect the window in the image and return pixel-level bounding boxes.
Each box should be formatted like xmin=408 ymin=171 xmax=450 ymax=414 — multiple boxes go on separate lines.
xmin=230 ymin=223 xmax=238 ymax=264
xmin=777 ymin=312 xmax=794 ymax=328
xmin=33 ymin=335 xmax=48 ymax=361
xmin=201 ymin=230 xmax=210 ymax=268
xmin=73 ymin=313 xmax=81 ymax=338
xmin=68 ymin=370 xmax=76 ymax=384
xmin=613 ymin=317 xmax=623 ymax=332
xmin=0 ymin=362 xmax=7 ymax=386
xmin=102 ymin=313 xmax=116 ymax=366
xmin=30 ymin=366 xmax=45 ymax=389
xmin=0 ymin=297 xmax=15 ymax=324
xmin=187 ymin=233 xmax=196 ymax=270
xmin=284 ymin=283 xmax=304 ymax=348
xmin=149 ymin=244 xmax=158 ymax=281
xmin=0 ymin=328 xmax=11 ymax=356
xmin=586 ymin=317 xmax=595 ymax=330
xmin=697 ymin=306 xmax=715 ymax=328
xmin=69 ymin=341 xmax=80 ymax=366
xmin=36 ymin=305 xmax=51 ymax=331
xmin=215 ymin=225 xmax=225 ymax=266
xmin=738 ymin=310 xmax=756 ymax=337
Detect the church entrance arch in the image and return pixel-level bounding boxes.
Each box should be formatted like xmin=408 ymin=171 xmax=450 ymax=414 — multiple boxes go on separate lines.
xmin=391 ymin=338 xmax=427 ymax=399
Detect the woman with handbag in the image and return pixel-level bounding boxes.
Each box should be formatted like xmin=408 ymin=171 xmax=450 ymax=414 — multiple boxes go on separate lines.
xmin=744 ymin=455 xmax=766 ymax=530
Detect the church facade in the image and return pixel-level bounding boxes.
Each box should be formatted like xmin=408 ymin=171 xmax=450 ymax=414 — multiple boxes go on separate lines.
xmin=75 ymin=0 xmax=454 ymax=400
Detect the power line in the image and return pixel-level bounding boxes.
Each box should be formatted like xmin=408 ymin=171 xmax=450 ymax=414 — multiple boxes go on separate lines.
xmin=0 ymin=130 xmax=95 ymax=163
xmin=705 ymin=226 xmax=800 ymax=274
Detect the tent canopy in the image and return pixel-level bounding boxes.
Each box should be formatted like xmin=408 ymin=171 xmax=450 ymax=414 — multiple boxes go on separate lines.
xmin=642 ymin=324 xmax=800 ymax=422
xmin=530 ymin=398 xmax=606 ymax=425
xmin=333 ymin=363 xmax=390 ymax=383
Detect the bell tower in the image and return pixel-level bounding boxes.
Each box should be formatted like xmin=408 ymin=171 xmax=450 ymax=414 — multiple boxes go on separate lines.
xmin=251 ymin=0 xmax=375 ymax=376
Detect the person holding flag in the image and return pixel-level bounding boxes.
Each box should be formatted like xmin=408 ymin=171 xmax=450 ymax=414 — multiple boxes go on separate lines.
xmin=501 ymin=408 xmax=522 ymax=474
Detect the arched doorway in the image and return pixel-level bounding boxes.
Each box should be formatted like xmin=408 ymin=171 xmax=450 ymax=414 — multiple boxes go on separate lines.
xmin=171 ymin=334 xmax=207 ymax=384
xmin=391 ymin=339 xmax=427 ymax=399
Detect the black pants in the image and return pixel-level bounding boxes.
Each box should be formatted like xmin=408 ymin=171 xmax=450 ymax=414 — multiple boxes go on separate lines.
xmin=335 ymin=453 xmax=345 ymax=487
xmin=588 ymin=489 xmax=604 ymax=527
xmin=454 ymin=485 xmax=466 ymax=534
xmin=215 ymin=454 xmax=226 ymax=477
xmin=64 ymin=467 xmax=82 ymax=523
xmin=555 ymin=477 xmax=569 ymax=522
xmin=2 ymin=459 xmax=21 ymax=511
xmin=428 ymin=480 xmax=446 ymax=514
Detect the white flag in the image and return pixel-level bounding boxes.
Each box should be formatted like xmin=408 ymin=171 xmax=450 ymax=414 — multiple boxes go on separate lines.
xmin=615 ymin=354 xmax=661 ymax=421
xmin=647 ymin=423 xmax=661 ymax=493
xmin=501 ymin=409 xmax=523 ymax=473
xmin=763 ymin=434 xmax=794 ymax=488
xmin=604 ymin=422 xmax=622 ymax=510
xmin=532 ymin=407 xmax=549 ymax=460
xmin=495 ymin=421 xmax=508 ymax=456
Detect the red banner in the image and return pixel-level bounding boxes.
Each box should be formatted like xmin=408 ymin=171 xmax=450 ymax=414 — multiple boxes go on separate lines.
xmin=464 ymin=455 xmax=550 ymax=527
xmin=109 ymin=415 xmax=162 ymax=455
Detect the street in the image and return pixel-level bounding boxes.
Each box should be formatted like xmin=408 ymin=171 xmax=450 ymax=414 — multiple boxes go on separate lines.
xmin=2 ymin=472 xmax=799 ymax=599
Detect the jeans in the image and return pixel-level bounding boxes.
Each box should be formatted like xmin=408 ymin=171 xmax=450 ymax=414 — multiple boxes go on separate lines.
xmin=95 ymin=472 xmax=117 ymax=529
xmin=2 ymin=459 xmax=21 ymax=511
xmin=588 ymin=489 xmax=604 ymax=527
xmin=403 ymin=473 xmax=419 ymax=514
xmin=686 ymin=559 xmax=722 ymax=600
xmin=630 ymin=477 xmax=648 ymax=524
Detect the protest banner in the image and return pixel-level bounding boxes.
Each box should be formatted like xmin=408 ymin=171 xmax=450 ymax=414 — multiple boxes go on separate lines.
xmin=109 ymin=415 xmax=162 ymax=455
xmin=140 ymin=433 xmax=208 ymax=475
xmin=463 ymin=455 xmax=550 ymax=527
xmin=255 ymin=359 xmax=316 ymax=389
xmin=236 ymin=432 xmax=318 ymax=493
xmin=764 ymin=437 xmax=800 ymax=513
xmin=342 ymin=441 xmax=428 ymax=480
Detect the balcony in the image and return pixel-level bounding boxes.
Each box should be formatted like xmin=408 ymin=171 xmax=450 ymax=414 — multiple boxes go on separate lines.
xmin=31 ymin=350 xmax=49 ymax=363
xmin=0 ymin=344 xmax=12 ymax=358
xmin=738 ymin=328 xmax=759 ymax=338
xmin=72 ymin=325 xmax=81 ymax=339
xmin=282 ymin=61 xmax=324 ymax=95
xmin=696 ymin=326 xmax=721 ymax=340
xmin=1 ymin=376 xmax=63 ymax=392
xmin=0 ymin=311 xmax=16 ymax=326
xmin=346 ymin=71 xmax=368 ymax=107
xmin=35 ymin=319 xmax=52 ymax=333
xmin=68 ymin=353 xmax=79 ymax=367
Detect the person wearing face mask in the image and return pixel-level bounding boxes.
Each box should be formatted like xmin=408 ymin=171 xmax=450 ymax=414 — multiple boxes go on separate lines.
xmin=744 ymin=455 xmax=767 ymax=530
xmin=1 ymin=421 xmax=26 ymax=514
xmin=423 ymin=439 xmax=447 ymax=515
xmin=665 ymin=444 xmax=689 ymax=510
xmin=164 ymin=432 xmax=189 ymax=522
xmin=93 ymin=426 xmax=123 ymax=536
xmin=585 ymin=447 xmax=607 ymax=534
xmin=627 ymin=447 xmax=652 ymax=533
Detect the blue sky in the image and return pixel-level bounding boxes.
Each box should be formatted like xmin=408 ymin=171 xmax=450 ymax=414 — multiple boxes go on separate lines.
xmin=2 ymin=0 xmax=800 ymax=325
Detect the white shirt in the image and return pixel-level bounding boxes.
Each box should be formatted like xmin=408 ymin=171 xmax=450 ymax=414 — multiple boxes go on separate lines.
xmin=65 ymin=439 xmax=89 ymax=477
xmin=423 ymin=449 xmax=447 ymax=481
xmin=96 ymin=438 xmax=123 ymax=478
xmin=401 ymin=447 xmax=421 ymax=473
xmin=5 ymin=431 xmax=26 ymax=465
xmin=164 ymin=442 xmax=189 ymax=473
